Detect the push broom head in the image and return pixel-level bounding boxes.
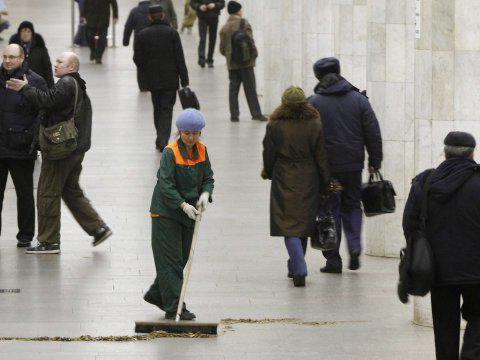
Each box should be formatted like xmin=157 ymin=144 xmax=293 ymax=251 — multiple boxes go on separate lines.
xmin=135 ymin=320 xmax=218 ymax=335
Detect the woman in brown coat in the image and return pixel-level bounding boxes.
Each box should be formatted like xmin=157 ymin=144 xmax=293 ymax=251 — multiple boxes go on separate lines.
xmin=262 ymin=86 xmax=330 ymax=287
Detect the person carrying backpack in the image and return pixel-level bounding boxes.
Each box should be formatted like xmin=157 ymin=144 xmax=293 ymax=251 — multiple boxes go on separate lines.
xmin=219 ymin=1 xmax=266 ymax=122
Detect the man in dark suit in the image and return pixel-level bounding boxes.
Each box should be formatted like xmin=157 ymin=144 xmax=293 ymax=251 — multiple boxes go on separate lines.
xmin=134 ymin=5 xmax=189 ymax=152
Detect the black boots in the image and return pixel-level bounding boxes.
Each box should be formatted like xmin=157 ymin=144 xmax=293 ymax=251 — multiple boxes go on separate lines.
xmin=293 ymin=275 xmax=305 ymax=287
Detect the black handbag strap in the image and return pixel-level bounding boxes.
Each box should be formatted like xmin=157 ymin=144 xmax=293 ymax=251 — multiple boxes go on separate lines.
xmin=420 ymin=170 xmax=435 ymax=228
xmin=369 ymin=170 xmax=384 ymax=183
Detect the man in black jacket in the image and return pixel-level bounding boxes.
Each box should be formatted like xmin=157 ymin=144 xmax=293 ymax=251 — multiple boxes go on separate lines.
xmin=309 ymin=57 xmax=383 ymax=273
xmin=134 ymin=5 xmax=189 ymax=152
xmin=190 ymin=0 xmax=225 ymax=68
xmin=403 ymin=132 xmax=480 ymax=360
xmin=81 ymin=0 xmax=118 ymax=64
xmin=0 ymin=44 xmax=46 ymax=247
xmin=6 ymin=52 xmax=112 ymax=254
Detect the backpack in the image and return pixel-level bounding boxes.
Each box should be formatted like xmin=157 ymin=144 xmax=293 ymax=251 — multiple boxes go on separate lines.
xmin=231 ymin=19 xmax=255 ymax=64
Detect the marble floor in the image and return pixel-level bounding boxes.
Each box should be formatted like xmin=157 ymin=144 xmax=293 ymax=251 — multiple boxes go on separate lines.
xmin=0 ymin=0 xmax=435 ymax=359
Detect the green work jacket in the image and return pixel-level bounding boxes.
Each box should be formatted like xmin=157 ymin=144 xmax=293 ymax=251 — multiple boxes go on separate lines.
xmin=150 ymin=138 xmax=215 ymax=227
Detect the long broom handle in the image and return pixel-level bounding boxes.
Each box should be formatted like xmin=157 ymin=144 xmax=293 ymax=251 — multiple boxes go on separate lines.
xmin=176 ymin=211 xmax=202 ymax=321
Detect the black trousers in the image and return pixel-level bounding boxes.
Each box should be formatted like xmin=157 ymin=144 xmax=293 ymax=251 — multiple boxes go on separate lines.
xmin=0 ymin=158 xmax=35 ymax=241
xmin=431 ymin=285 xmax=480 ymax=360
xmin=86 ymin=26 xmax=108 ymax=61
xmin=229 ymin=67 xmax=262 ymax=119
xmin=151 ymin=89 xmax=177 ymax=149
xmin=198 ymin=17 xmax=218 ymax=63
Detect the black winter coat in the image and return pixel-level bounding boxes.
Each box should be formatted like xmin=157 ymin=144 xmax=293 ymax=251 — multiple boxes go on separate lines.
xmin=308 ymin=75 xmax=382 ymax=173
xmin=21 ymin=73 xmax=92 ymax=154
xmin=82 ymin=0 xmax=118 ymax=29
xmin=134 ymin=20 xmax=189 ymax=91
xmin=403 ymin=157 xmax=480 ymax=286
xmin=262 ymin=103 xmax=330 ymax=237
xmin=123 ymin=1 xmax=150 ymax=47
xmin=190 ymin=0 xmax=225 ymax=19
xmin=9 ymin=33 xmax=54 ymax=88
xmin=0 ymin=65 xmax=47 ymax=159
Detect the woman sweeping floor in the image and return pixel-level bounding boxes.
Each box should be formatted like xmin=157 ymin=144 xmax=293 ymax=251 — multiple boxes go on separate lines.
xmin=144 ymin=109 xmax=214 ymax=319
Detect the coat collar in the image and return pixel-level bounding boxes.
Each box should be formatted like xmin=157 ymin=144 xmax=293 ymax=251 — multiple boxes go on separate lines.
xmin=177 ymin=138 xmax=200 ymax=160
xmin=228 ymin=15 xmax=242 ymax=21
xmin=150 ymin=18 xmax=170 ymax=27
xmin=0 ymin=62 xmax=28 ymax=82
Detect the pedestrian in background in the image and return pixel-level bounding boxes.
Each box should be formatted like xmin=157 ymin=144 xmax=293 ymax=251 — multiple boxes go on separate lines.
xmin=144 ymin=109 xmax=214 ymax=320
xmin=123 ymin=0 xmax=151 ymax=91
xmin=0 ymin=44 xmax=47 ymax=248
xmin=134 ymin=5 xmax=189 ymax=152
xmin=73 ymin=0 xmax=88 ymax=47
xmin=0 ymin=0 xmax=9 ymax=42
xmin=81 ymin=0 xmax=118 ymax=64
xmin=309 ymin=57 xmax=382 ymax=274
xmin=219 ymin=1 xmax=265 ymax=122
xmin=190 ymin=0 xmax=225 ymax=68
xmin=262 ymin=86 xmax=330 ymax=287
xmin=402 ymin=132 xmax=480 ymax=360
xmin=9 ymin=21 xmax=54 ymax=88
xmin=6 ymin=52 xmax=112 ymax=254
xmin=181 ymin=0 xmax=197 ymax=34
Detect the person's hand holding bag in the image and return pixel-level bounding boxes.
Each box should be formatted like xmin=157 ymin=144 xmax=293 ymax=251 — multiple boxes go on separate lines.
xmin=181 ymin=202 xmax=199 ymax=220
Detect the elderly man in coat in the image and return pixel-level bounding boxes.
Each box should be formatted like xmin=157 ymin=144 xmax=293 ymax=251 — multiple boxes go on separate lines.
xmin=309 ymin=57 xmax=383 ymax=273
xmin=262 ymin=87 xmax=330 ymax=287
xmin=402 ymin=131 xmax=480 ymax=360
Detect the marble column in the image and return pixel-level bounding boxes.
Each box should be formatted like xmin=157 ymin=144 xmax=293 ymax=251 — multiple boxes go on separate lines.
xmin=364 ymin=0 xmax=415 ymax=258
xmin=413 ymin=0 xmax=480 ymax=327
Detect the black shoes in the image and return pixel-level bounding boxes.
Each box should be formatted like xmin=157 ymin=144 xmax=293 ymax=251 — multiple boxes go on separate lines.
xmin=17 ymin=237 xmax=32 ymax=248
xmin=26 ymin=242 xmax=60 ymax=254
xmin=165 ymin=304 xmax=196 ymax=321
xmin=349 ymin=251 xmax=361 ymax=271
xmin=207 ymin=61 xmax=214 ymax=68
xmin=92 ymin=226 xmax=112 ymax=247
xmin=320 ymin=265 xmax=342 ymax=274
xmin=252 ymin=115 xmax=268 ymax=122
xmin=95 ymin=58 xmax=102 ymax=64
xmin=230 ymin=117 xmax=239 ymax=122
xmin=198 ymin=58 xmax=206 ymax=68
xmin=293 ymin=275 xmax=306 ymax=287
xmin=143 ymin=292 xmax=164 ymax=310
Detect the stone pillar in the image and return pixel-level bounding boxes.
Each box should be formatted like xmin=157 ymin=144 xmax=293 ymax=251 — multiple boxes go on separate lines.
xmin=364 ymin=0 xmax=415 ymax=257
xmin=413 ymin=0 xmax=480 ymax=327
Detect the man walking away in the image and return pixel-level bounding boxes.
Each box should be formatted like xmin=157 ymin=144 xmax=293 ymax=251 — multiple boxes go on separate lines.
xmin=0 ymin=44 xmax=47 ymax=248
xmin=403 ymin=132 xmax=480 ymax=360
xmin=308 ymin=57 xmax=382 ymax=273
xmin=81 ymin=0 xmax=118 ymax=64
xmin=134 ymin=5 xmax=189 ymax=152
xmin=190 ymin=0 xmax=225 ymax=68
xmin=6 ymin=52 xmax=112 ymax=254
xmin=123 ymin=0 xmax=151 ymax=91
xmin=219 ymin=1 xmax=265 ymax=122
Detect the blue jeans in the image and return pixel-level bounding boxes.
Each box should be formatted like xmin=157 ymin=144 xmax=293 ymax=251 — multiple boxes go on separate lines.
xmin=285 ymin=237 xmax=307 ymax=276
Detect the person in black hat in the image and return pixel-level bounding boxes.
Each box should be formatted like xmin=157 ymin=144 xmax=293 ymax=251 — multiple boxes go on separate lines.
xmin=190 ymin=0 xmax=225 ymax=68
xmin=402 ymin=131 xmax=480 ymax=360
xmin=308 ymin=57 xmax=383 ymax=273
xmin=134 ymin=4 xmax=189 ymax=151
xmin=9 ymin=21 xmax=54 ymax=87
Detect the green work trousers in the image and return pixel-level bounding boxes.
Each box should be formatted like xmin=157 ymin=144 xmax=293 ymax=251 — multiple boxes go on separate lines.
xmin=37 ymin=154 xmax=105 ymax=244
xmin=147 ymin=216 xmax=193 ymax=313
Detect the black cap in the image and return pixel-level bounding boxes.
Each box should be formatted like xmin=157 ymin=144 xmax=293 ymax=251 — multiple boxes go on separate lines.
xmin=313 ymin=57 xmax=340 ymax=80
xmin=228 ymin=1 xmax=242 ymax=14
xmin=444 ymin=131 xmax=476 ymax=148
xmin=149 ymin=5 xmax=164 ymax=15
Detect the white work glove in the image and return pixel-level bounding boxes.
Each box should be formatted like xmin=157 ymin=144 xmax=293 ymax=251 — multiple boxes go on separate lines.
xmin=180 ymin=202 xmax=199 ymax=220
xmin=196 ymin=192 xmax=210 ymax=211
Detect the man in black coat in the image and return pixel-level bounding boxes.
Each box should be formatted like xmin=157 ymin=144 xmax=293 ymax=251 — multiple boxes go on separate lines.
xmin=190 ymin=0 xmax=225 ymax=68
xmin=134 ymin=5 xmax=189 ymax=152
xmin=7 ymin=52 xmax=112 ymax=254
xmin=123 ymin=0 xmax=151 ymax=91
xmin=9 ymin=21 xmax=54 ymax=88
xmin=81 ymin=0 xmax=118 ymax=64
xmin=0 ymin=44 xmax=47 ymax=247
xmin=403 ymin=131 xmax=480 ymax=360
xmin=309 ymin=57 xmax=383 ymax=273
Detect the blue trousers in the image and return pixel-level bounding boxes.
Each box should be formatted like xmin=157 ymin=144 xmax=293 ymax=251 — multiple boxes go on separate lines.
xmin=323 ymin=171 xmax=363 ymax=268
xmin=285 ymin=237 xmax=308 ymax=276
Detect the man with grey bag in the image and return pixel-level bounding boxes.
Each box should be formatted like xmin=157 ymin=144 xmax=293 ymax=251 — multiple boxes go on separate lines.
xmin=6 ymin=52 xmax=112 ymax=254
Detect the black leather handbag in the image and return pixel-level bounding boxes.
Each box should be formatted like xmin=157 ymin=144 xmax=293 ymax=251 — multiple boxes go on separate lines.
xmin=178 ymin=87 xmax=200 ymax=110
xmin=361 ymin=171 xmax=396 ymax=216
xmin=311 ymin=195 xmax=338 ymax=251
xmin=398 ymin=171 xmax=435 ymax=302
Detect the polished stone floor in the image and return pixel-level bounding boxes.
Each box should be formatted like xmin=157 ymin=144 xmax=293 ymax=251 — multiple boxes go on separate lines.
xmin=0 ymin=0 xmax=435 ymax=359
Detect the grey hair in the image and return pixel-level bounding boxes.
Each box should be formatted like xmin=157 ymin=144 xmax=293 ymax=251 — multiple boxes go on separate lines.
xmin=444 ymin=145 xmax=474 ymax=159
